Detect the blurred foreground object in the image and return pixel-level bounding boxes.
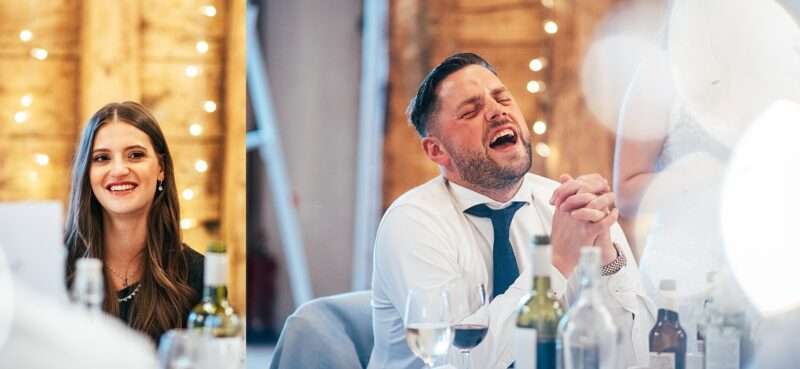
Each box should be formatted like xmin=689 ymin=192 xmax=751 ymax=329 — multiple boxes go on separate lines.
xmin=751 ymin=308 xmax=800 ymax=369
xmin=721 ymin=100 xmax=800 ymax=317
xmin=0 ymin=278 xmax=157 ymax=369
xmin=0 ymin=202 xmax=67 ymax=303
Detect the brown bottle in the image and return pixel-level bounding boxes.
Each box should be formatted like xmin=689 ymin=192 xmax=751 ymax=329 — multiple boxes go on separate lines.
xmin=649 ymin=279 xmax=687 ymax=369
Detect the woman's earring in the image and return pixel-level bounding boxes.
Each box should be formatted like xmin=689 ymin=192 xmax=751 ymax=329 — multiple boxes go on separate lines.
xmin=158 ymin=180 xmax=164 ymax=192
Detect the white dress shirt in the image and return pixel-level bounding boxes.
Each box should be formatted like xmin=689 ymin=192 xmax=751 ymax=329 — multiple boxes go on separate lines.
xmin=368 ymin=173 xmax=656 ymax=369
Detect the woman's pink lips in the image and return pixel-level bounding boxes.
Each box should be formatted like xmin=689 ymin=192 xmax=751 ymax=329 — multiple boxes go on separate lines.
xmin=105 ymin=182 xmax=138 ymax=196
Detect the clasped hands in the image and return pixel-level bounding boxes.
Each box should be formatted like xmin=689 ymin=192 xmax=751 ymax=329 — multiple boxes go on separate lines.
xmin=549 ymin=173 xmax=618 ymax=278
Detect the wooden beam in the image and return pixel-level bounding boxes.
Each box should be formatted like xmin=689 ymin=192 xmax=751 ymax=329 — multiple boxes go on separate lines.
xmin=79 ymin=0 xmax=141 ymax=122
xmin=383 ymin=0 xmax=439 ymax=208
xmin=221 ymin=0 xmax=247 ymax=313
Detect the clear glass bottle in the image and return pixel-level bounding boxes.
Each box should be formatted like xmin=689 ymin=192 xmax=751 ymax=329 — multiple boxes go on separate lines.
xmin=703 ymin=290 xmax=753 ymax=369
xmin=556 ymin=247 xmax=619 ymax=369
xmin=515 ymin=234 xmax=564 ymax=369
xmin=72 ymin=257 xmax=104 ymax=313
xmin=187 ymin=242 xmax=242 ymax=337
xmin=701 ymin=270 xmax=760 ymax=369
xmin=697 ymin=271 xmax=717 ymax=354
xmin=649 ymin=279 xmax=687 ymax=369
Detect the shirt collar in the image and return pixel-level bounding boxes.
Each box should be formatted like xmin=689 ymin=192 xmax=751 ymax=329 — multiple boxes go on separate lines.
xmin=446 ymin=175 xmax=533 ymax=213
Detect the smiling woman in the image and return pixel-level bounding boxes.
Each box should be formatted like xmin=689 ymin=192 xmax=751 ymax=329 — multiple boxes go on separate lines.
xmin=89 ymin=123 xmax=164 ymax=217
xmin=64 ymin=101 xmax=204 ymax=342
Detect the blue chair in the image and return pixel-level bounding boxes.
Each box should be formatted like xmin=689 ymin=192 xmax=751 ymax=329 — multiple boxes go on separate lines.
xmin=269 ymin=290 xmax=374 ymax=369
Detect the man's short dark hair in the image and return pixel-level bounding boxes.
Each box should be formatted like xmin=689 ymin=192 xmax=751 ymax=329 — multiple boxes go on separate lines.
xmin=407 ymin=52 xmax=497 ymax=137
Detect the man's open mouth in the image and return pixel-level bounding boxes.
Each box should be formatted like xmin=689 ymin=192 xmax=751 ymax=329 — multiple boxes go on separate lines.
xmin=489 ymin=128 xmax=518 ymax=149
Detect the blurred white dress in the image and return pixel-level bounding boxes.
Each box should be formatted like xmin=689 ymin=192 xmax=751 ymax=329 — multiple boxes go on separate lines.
xmin=637 ymin=102 xmax=737 ymax=347
xmin=633 ymin=0 xmax=798 ymax=355
xmin=639 ymin=103 xmax=734 ymax=290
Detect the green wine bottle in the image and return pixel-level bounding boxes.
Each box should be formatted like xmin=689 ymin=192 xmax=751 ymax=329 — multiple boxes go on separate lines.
xmin=187 ymin=242 xmax=242 ymax=337
xmin=514 ymin=235 xmax=564 ymax=369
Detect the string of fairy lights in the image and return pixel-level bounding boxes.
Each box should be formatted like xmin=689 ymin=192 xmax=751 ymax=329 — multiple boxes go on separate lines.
xmin=8 ymin=3 xmax=221 ymax=233
xmin=180 ymin=3 xmax=219 ymax=232
xmin=15 ymin=7 xmax=50 ymax=188
xmin=527 ymin=0 xmax=557 ymax=160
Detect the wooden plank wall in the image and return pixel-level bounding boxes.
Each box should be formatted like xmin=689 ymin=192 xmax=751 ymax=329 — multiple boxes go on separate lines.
xmin=385 ymin=0 xmax=619 ymax=207
xmin=0 ymin=0 xmax=245 ymax=312
xmin=0 ymin=0 xmax=80 ymax=205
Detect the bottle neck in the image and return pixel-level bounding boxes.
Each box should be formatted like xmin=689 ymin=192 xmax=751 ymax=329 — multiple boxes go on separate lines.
xmin=532 ymin=244 xmax=552 ymax=277
xmin=662 ymin=290 xmax=678 ymax=312
xmin=533 ymin=275 xmax=553 ymax=296
xmin=577 ymin=262 xmax=602 ymax=303
xmin=204 ymin=252 xmax=228 ymax=302
xmin=73 ymin=264 xmax=105 ymax=312
xmin=203 ymin=285 xmax=229 ymax=303
xmin=657 ymin=308 xmax=680 ymax=323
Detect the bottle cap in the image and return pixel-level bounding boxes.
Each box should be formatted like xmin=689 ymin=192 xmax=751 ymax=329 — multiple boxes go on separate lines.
xmin=532 ymin=234 xmax=550 ymax=246
xmin=659 ymin=279 xmax=677 ymax=291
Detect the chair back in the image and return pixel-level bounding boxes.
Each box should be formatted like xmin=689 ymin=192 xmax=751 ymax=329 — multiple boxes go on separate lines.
xmin=269 ymin=290 xmax=373 ymax=369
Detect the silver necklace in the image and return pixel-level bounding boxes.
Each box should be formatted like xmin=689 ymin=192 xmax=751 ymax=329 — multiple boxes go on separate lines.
xmin=118 ymin=283 xmax=141 ymax=303
xmin=106 ymin=255 xmax=142 ymax=288
xmin=106 ymin=265 xmax=135 ymax=288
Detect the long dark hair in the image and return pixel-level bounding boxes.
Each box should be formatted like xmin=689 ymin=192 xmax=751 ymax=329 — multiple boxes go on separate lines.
xmin=65 ymin=101 xmax=196 ymax=339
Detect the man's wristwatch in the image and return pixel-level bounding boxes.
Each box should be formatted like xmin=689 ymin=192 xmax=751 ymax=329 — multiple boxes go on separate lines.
xmin=601 ymin=243 xmax=627 ymax=276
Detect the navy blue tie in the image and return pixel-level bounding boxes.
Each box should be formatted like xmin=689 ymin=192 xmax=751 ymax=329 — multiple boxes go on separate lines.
xmin=464 ymin=202 xmax=525 ymax=299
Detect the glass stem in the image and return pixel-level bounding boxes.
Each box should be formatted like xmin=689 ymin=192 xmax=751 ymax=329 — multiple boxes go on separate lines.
xmin=462 ymin=351 xmax=470 ymax=369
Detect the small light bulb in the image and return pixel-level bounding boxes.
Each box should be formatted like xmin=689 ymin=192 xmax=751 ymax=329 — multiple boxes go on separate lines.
xmin=541 ymin=0 xmax=555 ymax=9
xmin=533 ymin=120 xmax=547 ymax=135
xmin=14 ymin=111 xmax=28 ymax=124
xmin=201 ymin=5 xmax=217 ymax=17
xmin=544 ymin=20 xmax=559 ymax=34
xmin=182 ymin=188 xmax=195 ymax=200
xmin=185 ymin=65 xmax=200 ymax=78
xmin=535 ymin=142 xmax=552 ymax=157
xmin=195 ymin=160 xmax=209 ymax=173
xmin=203 ymin=100 xmax=217 ymax=113
xmin=33 ymin=153 xmax=49 ymax=166
xmin=196 ymin=41 xmax=209 ymax=54
xmin=21 ymin=94 xmax=33 ymax=107
xmin=30 ymin=48 xmax=48 ymax=60
xmin=19 ymin=29 xmax=33 ymax=42
xmin=526 ymin=81 xmax=543 ymax=94
xmin=189 ymin=123 xmax=203 ymax=136
xmin=180 ymin=218 xmax=195 ymax=230
xmin=529 ymin=58 xmax=546 ymax=72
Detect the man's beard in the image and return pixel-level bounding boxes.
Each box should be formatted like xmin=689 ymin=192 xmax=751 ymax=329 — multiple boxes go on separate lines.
xmin=447 ymin=139 xmax=533 ymax=192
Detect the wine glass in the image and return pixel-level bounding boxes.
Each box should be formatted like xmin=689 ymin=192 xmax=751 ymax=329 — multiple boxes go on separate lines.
xmin=404 ymin=287 xmax=453 ymax=368
xmin=449 ymin=281 xmax=489 ymax=369
xmin=202 ymin=335 xmax=245 ymax=369
xmin=158 ymin=329 xmax=203 ymax=369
